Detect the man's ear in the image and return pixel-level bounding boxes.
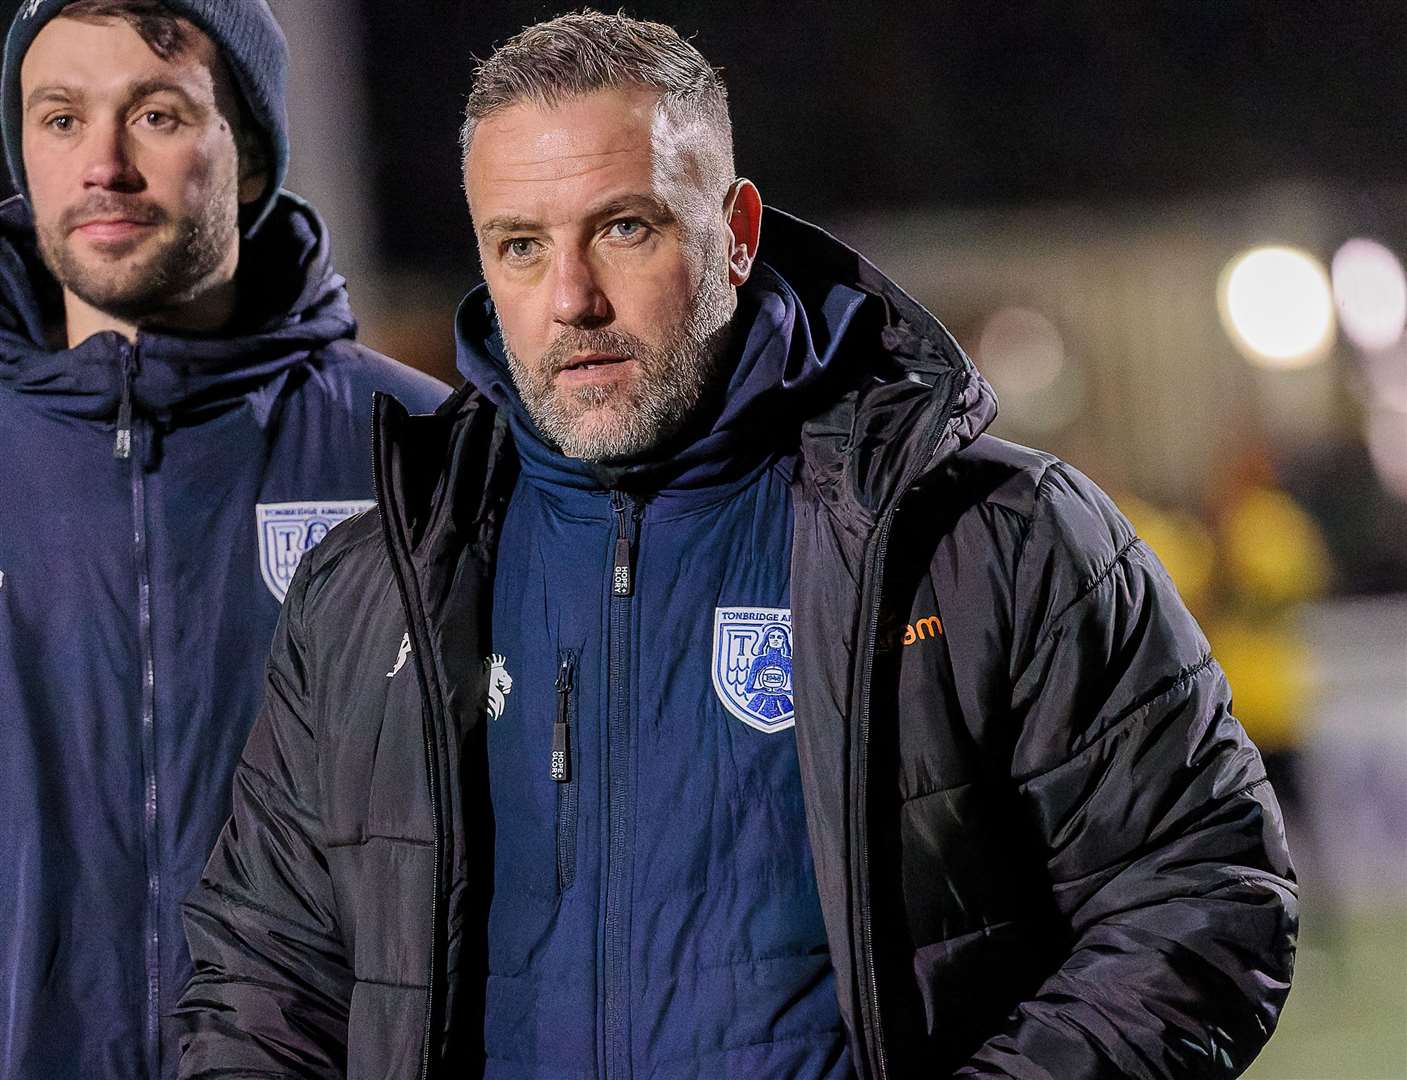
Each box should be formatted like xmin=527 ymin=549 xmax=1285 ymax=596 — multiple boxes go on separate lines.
xmin=723 ymin=178 xmax=762 ymax=286
xmin=238 ymin=168 xmax=268 ymax=206
xmin=237 ymin=131 xmax=269 ymax=207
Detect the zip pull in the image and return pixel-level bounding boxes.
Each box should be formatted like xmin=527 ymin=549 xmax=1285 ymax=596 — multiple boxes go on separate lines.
xmin=609 ymin=491 xmax=634 ymax=598
xmin=114 ymin=351 xmax=135 ymax=459
xmin=551 ymin=654 xmax=574 ymax=783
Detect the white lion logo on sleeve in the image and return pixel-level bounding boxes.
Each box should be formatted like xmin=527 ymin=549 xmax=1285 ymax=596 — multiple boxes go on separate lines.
xmin=485 ymin=654 xmax=513 ymax=720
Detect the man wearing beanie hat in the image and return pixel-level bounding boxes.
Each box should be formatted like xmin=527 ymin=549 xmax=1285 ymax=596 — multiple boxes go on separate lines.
xmin=0 ymin=2 xmax=448 ymax=1078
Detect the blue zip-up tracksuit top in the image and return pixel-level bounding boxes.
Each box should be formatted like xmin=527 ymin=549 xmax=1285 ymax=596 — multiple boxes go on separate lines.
xmin=0 ymin=192 xmax=448 ymax=1080
xmin=459 ymin=269 xmax=863 ymax=1078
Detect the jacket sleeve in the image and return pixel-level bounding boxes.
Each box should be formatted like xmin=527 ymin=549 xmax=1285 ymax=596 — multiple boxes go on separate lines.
xmin=175 ymin=558 xmax=353 ymax=1078
xmin=957 ymin=465 xmax=1297 ymax=1079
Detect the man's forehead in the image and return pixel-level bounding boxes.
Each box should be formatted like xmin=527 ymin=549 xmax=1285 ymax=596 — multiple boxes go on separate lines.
xmin=21 ymin=13 xmax=220 ymax=94
xmin=474 ymin=129 xmax=652 ymax=187
xmin=470 ymin=89 xmax=660 ymax=173
xmin=465 ymin=87 xmax=709 ymax=225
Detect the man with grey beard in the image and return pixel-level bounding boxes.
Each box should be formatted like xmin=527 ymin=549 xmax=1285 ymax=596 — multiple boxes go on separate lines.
xmin=179 ymin=10 xmax=1295 ymax=1080
xmin=498 ymin=267 xmax=731 ymax=460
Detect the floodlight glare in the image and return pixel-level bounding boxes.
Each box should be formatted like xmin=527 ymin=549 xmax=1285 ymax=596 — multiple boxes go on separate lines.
xmin=1219 ymin=246 xmax=1335 ymax=369
xmin=1332 ymin=238 xmax=1407 ymax=352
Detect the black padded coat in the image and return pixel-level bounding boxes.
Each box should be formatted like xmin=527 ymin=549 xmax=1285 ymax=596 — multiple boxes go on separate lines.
xmin=177 ymin=211 xmax=1296 ymax=1079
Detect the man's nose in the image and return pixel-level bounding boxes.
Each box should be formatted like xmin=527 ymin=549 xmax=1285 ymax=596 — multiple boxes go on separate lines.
xmin=551 ymin=249 xmax=611 ymax=329
xmin=81 ymin=123 xmax=143 ymax=192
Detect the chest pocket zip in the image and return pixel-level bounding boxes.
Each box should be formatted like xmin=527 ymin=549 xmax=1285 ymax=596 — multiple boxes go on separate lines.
xmin=553 ymin=650 xmax=579 ymax=891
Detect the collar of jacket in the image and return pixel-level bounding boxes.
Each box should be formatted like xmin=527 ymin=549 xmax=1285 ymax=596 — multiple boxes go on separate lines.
xmin=0 ymin=190 xmax=358 ymax=422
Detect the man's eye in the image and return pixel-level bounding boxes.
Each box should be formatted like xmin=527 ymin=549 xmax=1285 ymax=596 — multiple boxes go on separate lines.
xmin=503 ymin=238 xmax=539 ymax=261
xmin=139 ymin=110 xmax=176 ymax=129
xmin=608 ymin=219 xmax=646 ymax=240
xmin=45 ymin=114 xmax=76 ymax=133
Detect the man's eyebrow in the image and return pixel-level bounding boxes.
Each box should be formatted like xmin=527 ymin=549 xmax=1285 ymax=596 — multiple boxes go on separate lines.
xmin=25 ymin=85 xmax=79 ymax=111
xmin=590 ymin=194 xmax=674 ymax=224
xmin=25 ymin=79 xmax=202 ymax=114
xmin=126 ymin=79 xmax=202 ymax=108
xmin=478 ymin=215 xmax=542 ymax=239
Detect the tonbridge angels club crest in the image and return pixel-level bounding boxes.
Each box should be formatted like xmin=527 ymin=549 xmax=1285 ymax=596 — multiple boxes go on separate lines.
xmin=256 ymin=501 xmax=373 ymax=602
xmin=712 ymin=606 xmax=795 ymax=733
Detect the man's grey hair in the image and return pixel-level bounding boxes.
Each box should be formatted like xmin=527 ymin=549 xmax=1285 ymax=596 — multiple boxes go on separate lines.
xmin=460 ymin=10 xmax=735 ymax=203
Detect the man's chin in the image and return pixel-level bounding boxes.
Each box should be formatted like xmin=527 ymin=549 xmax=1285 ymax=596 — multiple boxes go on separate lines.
xmin=65 ymin=276 xmax=159 ymax=309
xmin=560 ymin=406 xmax=628 ymax=446
xmin=53 ymin=246 xmax=189 ymax=316
xmin=62 ymin=275 xmax=186 ymax=325
xmin=545 ymin=404 xmax=651 ymax=461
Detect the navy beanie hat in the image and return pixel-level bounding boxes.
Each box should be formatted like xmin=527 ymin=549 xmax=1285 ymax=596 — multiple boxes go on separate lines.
xmin=1 ymin=0 xmax=289 ymax=236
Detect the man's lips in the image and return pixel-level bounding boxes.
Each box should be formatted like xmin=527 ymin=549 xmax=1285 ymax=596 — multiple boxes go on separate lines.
xmin=561 ymin=352 xmax=629 ymax=371
xmin=72 ymin=218 xmax=157 ymax=242
xmin=555 ymin=352 xmax=633 ymax=384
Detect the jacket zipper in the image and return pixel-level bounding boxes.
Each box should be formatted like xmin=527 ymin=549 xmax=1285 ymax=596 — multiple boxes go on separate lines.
xmin=554 ymin=651 xmax=578 ymax=890
xmin=119 ymin=342 xmax=161 ymax=1078
xmin=854 ymin=509 xmax=895 ymax=1080
xmin=852 ymin=372 xmax=965 ymax=1080
xmin=115 ymin=352 xmax=134 ymax=460
xmin=371 ymin=395 xmax=446 ymax=1080
xmin=604 ymin=491 xmax=637 ymax=1080
xmin=610 ymin=490 xmax=634 ymax=598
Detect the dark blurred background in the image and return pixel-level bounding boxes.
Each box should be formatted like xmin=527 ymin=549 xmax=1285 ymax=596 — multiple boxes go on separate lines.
xmin=6 ymin=1 xmax=1404 ymax=1074
xmin=355 ymin=2 xmax=1407 ymax=276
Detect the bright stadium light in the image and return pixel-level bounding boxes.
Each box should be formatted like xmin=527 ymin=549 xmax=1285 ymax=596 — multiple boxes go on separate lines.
xmin=1332 ymin=238 xmax=1407 ymax=352
xmin=1218 ymin=245 xmax=1335 ymax=368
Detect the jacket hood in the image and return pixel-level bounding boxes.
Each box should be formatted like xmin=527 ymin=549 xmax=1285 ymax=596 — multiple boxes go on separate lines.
xmin=758 ymin=209 xmax=996 ymax=523
xmin=0 ymin=189 xmax=357 ymax=421
xmin=452 ymin=206 xmax=995 ymax=515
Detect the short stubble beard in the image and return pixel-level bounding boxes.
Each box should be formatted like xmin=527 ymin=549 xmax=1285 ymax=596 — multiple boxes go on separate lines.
xmin=503 ymin=258 xmax=735 ymax=462
xmin=36 ymin=177 xmax=239 ymax=327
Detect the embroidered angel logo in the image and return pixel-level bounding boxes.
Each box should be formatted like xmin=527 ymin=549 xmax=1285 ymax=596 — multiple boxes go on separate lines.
xmin=712 ymin=606 xmax=796 ymax=733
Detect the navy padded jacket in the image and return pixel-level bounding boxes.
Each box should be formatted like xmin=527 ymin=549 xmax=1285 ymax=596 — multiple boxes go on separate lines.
xmin=0 ymin=191 xmax=448 ymax=1080
xmin=464 ymin=271 xmax=855 ymax=1078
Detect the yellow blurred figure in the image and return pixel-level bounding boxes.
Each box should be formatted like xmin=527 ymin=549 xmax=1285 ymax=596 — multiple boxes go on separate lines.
xmin=1211 ymin=485 xmax=1331 ymax=751
xmin=1121 ymin=484 xmax=1332 ymax=755
xmin=1220 ymin=488 xmax=1332 ymax=609
xmin=1117 ymin=494 xmax=1217 ymax=616
xmin=1203 ymin=614 xmax=1312 ymax=753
